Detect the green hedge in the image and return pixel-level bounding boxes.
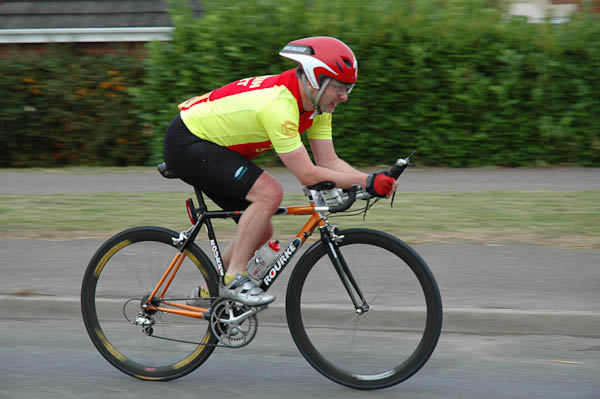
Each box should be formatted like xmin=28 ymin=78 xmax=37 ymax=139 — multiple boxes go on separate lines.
xmin=2 ymin=0 xmax=599 ymax=167
xmin=136 ymin=0 xmax=600 ymax=167
xmin=0 ymin=46 xmax=148 ymax=167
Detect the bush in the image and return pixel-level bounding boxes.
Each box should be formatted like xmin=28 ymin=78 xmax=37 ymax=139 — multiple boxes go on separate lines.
xmin=0 ymin=45 xmax=148 ymax=167
xmin=2 ymin=0 xmax=599 ymax=167
xmin=133 ymin=0 xmax=600 ymax=167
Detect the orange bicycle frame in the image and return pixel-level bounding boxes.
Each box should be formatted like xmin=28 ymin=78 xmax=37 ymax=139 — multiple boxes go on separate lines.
xmin=143 ymin=202 xmax=325 ymax=319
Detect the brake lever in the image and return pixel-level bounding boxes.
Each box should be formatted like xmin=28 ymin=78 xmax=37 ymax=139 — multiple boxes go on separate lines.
xmin=389 ymin=150 xmax=416 ymax=207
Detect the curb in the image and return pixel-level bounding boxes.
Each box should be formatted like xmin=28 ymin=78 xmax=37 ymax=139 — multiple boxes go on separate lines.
xmin=2 ymin=296 xmax=599 ymax=338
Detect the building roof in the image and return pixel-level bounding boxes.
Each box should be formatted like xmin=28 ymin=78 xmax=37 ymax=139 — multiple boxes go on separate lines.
xmin=0 ymin=0 xmax=202 ymax=43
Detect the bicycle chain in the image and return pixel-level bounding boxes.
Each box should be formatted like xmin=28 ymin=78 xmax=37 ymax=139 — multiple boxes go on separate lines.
xmin=146 ymin=331 xmax=230 ymax=348
xmin=123 ymin=297 xmax=246 ymax=349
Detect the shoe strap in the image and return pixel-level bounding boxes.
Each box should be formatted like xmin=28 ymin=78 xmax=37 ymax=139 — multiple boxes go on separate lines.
xmin=229 ymin=275 xmax=252 ymax=289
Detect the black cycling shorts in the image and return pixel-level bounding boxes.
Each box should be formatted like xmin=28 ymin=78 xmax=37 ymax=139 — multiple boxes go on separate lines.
xmin=163 ymin=114 xmax=264 ymax=212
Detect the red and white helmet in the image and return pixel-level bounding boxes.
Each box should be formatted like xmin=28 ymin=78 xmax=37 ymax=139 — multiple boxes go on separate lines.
xmin=279 ymin=36 xmax=358 ymax=90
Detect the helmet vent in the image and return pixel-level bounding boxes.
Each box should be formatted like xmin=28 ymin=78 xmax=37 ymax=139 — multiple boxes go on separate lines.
xmin=342 ymin=57 xmax=353 ymax=68
xmin=335 ymin=61 xmax=344 ymax=74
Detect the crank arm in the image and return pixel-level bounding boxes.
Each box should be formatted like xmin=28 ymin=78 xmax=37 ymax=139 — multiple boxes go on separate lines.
xmin=216 ymin=304 xmax=268 ymax=327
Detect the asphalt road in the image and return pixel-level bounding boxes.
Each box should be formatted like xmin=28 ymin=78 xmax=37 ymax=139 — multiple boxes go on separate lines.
xmin=1 ymin=319 xmax=599 ymax=399
xmin=1 ymin=167 xmax=599 ymax=398
xmin=2 ymin=238 xmax=599 ymax=336
xmin=1 ymin=237 xmax=599 ymax=398
xmin=1 ymin=166 xmax=599 ymax=194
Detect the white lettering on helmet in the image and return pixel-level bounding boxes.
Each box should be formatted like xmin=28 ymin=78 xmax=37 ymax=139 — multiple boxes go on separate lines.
xmin=282 ymin=45 xmax=312 ymax=54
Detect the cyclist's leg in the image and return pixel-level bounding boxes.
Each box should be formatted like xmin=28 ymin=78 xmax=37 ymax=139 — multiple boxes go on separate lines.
xmin=190 ymin=217 xmax=274 ymax=302
xmin=225 ymin=171 xmax=282 ymax=275
xmin=222 ymin=218 xmax=274 ymax=270
xmin=212 ymin=172 xmax=281 ymax=305
xmin=188 ymin=216 xmax=275 ymax=303
xmin=164 ymin=115 xmax=280 ymax=305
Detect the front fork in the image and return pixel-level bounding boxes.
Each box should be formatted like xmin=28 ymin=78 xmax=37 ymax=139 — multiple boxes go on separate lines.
xmin=320 ymin=226 xmax=370 ymax=314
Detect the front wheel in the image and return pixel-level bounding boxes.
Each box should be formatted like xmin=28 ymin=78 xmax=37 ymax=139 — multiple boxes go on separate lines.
xmin=81 ymin=226 xmax=219 ymax=381
xmin=286 ymin=229 xmax=442 ymax=390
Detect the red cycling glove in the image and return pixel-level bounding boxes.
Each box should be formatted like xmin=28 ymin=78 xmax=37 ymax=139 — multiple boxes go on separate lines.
xmin=366 ymin=171 xmax=395 ymax=197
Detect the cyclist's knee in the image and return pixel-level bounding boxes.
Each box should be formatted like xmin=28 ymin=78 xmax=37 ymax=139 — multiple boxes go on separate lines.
xmin=247 ymin=172 xmax=283 ymax=210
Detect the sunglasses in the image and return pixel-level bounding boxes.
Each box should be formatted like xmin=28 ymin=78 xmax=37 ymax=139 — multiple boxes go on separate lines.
xmin=329 ymin=80 xmax=355 ymax=95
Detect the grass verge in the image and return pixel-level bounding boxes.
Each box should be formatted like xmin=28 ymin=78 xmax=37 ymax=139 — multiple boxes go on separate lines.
xmin=1 ymin=191 xmax=598 ymax=250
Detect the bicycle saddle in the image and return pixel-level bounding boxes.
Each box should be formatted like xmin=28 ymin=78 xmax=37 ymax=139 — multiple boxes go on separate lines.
xmin=158 ymin=162 xmax=179 ymax=179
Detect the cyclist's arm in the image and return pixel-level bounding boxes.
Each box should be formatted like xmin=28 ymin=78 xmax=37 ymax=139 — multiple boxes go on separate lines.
xmin=309 ymin=137 xmax=400 ymax=194
xmin=278 ymin=145 xmax=367 ymax=188
xmin=309 ymin=138 xmax=362 ymax=175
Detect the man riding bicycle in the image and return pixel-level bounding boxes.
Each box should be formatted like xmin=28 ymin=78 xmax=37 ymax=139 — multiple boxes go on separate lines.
xmin=163 ymin=36 xmax=397 ymax=307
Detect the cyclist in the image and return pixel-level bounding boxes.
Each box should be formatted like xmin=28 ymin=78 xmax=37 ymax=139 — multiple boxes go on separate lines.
xmin=163 ymin=36 xmax=397 ymax=307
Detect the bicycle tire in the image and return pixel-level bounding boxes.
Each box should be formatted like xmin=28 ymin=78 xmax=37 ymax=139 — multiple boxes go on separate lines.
xmin=286 ymin=228 xmax=442 ymax=390
xmin=81 ymin=226 xmax=219 ymax=381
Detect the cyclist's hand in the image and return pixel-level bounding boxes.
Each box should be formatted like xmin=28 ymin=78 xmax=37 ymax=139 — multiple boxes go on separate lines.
xmin=366 ymin=171 xmax=396 ymax=198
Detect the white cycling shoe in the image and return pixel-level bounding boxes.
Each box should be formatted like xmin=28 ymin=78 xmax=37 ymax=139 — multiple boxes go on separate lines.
xmin=219 ymin=274 xmax=275 ymax=307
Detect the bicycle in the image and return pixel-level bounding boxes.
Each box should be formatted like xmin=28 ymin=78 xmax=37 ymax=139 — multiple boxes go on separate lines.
xmin=81 ymin=152 xmax=442 ymax=390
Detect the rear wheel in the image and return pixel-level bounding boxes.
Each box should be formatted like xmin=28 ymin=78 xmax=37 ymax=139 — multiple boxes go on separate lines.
xmin=286 ymin=229 xmax=442 ymax=389
xmin=81 ymin=226 xmax=219 ymax=381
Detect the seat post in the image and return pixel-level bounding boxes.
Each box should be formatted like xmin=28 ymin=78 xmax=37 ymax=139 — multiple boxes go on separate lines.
xmin=194 ymin=187 xmax=207 ymax=212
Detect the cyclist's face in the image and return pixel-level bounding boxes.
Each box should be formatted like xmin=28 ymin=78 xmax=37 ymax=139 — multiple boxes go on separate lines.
xmin=319 ymin=79 xmax=352 ymax=113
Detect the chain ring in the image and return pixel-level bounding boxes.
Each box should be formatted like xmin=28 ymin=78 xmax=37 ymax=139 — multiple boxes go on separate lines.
xmin=210 ymin=299 xmax=258 ymax=348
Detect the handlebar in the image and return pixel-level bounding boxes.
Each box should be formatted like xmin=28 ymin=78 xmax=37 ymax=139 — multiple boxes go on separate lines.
xmin=389 ymin=150 xmax=417 ymax=179
xmin=327 ymin=186 xmax=358 ymax=213
xmin=308 ymin=151 xmax=416 ymax=213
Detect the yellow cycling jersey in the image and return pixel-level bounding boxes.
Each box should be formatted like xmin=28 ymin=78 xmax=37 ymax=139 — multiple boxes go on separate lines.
xmin=178 ymin=69 xmax=332 ymax=159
